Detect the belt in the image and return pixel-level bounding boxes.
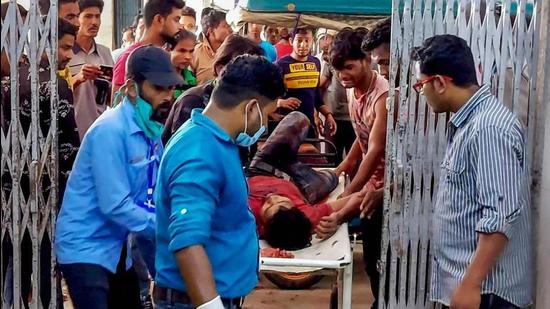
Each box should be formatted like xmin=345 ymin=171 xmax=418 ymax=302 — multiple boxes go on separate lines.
xmin=153 ymin=285 xmax=244 ymax=307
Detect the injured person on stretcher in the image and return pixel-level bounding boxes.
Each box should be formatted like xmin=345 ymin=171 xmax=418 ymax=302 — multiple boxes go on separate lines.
xmin=250 ymin=112 xmax=364 ymax=253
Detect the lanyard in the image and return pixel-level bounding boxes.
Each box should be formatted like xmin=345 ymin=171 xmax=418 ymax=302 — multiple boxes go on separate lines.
xmin=141 ymin=139 xmax=158 ymax=212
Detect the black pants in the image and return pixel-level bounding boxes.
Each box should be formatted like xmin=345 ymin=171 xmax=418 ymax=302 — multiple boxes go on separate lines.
xmin=442 ymin=294 xmax=520 ymax=309
xmin=60 ymin=246 xmax=141 ymax=309
xmin=361 ymin=207 xmax=383 ymax=308
xmin=328 ymin=119 xmax=355 ymax=164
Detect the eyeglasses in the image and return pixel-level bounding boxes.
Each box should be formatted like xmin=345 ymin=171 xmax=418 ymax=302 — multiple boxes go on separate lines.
xmin=413 ymin=75 xmax=453 ymax=94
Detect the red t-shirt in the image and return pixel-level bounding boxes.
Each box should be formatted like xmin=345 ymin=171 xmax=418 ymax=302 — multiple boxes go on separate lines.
xmin=275 ymin=42 xmax=293 ymax=61
xmin=248 ymin=176 xmax=333 ymax=236
xmin=113 ymin=42 xmax=142 ymax=86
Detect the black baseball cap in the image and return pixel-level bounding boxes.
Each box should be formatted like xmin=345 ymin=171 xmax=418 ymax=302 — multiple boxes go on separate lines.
xmin=126 ymin=45 xmax=184 ymax=87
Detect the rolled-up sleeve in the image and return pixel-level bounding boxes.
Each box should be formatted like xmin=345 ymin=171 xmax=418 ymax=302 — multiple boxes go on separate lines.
xmin=90 ymin=126 xmax=155 ymax=233
xmin=167 ymin=151 xmax=222 ymax=252
xmin=474 ymin=126 xmax=527 ymax=239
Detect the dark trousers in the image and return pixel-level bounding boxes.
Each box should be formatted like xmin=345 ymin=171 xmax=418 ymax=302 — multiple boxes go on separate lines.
xmin=361 ymin=207 xmax=383 ymax=308
xmin=442 ymin=294 xmax=520 ymax=309
xmin=248 ymin=111 xmax=338 ymax=204
xmin=60 ymin=246 xmax=141 ymax=309
xmin=327 ymin=119 xmax=356 ymax=164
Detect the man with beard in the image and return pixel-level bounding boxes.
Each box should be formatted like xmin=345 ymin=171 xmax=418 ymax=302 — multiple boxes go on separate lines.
xmin=113 ymin=0 xmax=185 ymax=95
xmin=67 ymin=0 xmax=113 ymax=140
xmin=56 ymin=46 xmax=183 ymax=309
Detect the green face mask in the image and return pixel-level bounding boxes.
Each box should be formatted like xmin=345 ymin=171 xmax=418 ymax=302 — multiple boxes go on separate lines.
xmin=114 ymin=83 xmax=165 ymax=140
xmin=133 ymin=84 xmax=165 ymax=140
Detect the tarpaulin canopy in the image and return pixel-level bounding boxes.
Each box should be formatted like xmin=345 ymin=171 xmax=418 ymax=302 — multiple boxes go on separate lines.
xmin=229 ymin=0 xmax=391 ymax=30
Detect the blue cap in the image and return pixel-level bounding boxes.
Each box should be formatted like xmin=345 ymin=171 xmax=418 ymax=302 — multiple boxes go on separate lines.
xmin=126 ymin=45 xmax=184 ymax=87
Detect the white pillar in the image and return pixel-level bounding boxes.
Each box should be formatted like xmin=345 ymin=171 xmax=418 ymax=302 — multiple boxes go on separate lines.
xmin=535 ymin=0 xmax=550 ymax=307
xmin=96 ymin=0 xmax=114 ymax=49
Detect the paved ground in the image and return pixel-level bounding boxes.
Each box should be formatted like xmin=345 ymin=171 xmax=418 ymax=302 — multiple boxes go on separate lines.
xmin=243 ymin=244 xmax=374 ymax=309
xmin=64 ymin=244 xmax=373 ymax=309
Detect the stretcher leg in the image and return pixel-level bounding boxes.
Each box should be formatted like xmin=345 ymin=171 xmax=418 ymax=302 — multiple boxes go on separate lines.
xmin=342 ymin=259 xmax=353 ymax=309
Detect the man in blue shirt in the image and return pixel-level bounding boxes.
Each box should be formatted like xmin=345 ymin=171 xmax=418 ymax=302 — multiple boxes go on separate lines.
xmin=247 ymin=23 xmax=277 ymax=62
xmin=412 ymin=35 xmax=531 ymax=309
xmin=154 ymin=55 xmax=285 ymax=309
xmin=55 ymin=45 xmax=183 ymax=309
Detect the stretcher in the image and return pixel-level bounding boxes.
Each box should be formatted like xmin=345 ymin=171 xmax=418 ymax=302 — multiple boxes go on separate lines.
xmin=259 ymin=174 xmax=355 ymax=309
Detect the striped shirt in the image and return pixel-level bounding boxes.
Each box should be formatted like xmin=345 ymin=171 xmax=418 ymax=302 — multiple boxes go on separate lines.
xmin=430 ymin=84 xmax=532 ymax=307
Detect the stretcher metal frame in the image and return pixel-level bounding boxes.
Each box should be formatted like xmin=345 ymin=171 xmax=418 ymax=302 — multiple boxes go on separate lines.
xmin=258 ymin=170 xmax=354 ymax=309
xmin=259 ymin=224 xmax=354 ymax=309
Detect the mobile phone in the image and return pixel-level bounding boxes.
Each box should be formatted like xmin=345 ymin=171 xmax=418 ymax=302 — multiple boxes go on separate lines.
xmin=99 ymin=65 xmax=113 ymax=79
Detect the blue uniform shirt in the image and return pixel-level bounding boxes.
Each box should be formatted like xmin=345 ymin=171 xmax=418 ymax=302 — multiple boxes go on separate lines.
xmin=155 ymin=109 xmax=259 ymax=298
xmin=55 ymin=98 xmax=160 ymax=273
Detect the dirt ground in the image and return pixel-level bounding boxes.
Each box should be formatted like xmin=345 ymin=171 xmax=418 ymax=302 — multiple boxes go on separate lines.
xmin=243 ymin=244 xmax=374 ymax=309
xmin=64 ymin=244 xmax=373 ymax=309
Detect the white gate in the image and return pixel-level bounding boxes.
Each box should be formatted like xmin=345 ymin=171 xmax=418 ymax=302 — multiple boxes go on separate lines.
xmin=1 ymin=0 xmax=59 ymax=308
xmin=380 ymin=0 xmax=542 ymax=308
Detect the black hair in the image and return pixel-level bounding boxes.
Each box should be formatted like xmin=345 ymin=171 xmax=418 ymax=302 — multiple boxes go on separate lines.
xmin=291 ymin=26 xmax=315 ymax=39
xmin=144 ymin=0 xmax=185 ymax=28
xmin=201 ymin=7 xmax=214 ymax=18
xmin=122 ymin=26 xmax=135 ymax=33
xmin=1 ymin=2 xmax=28 ymax=21
xmin=212 ymin=55 xmax=285 ymax=109
xmin=39 ymin=0 xmax=77 ymax=15
xmin=181 ymin=6 xmax=196 ymax=19
xmin=201 ymin=10 xmax=226 ymax=36
xmin=411 ymin=34 xmax=478 ymax=87
xmin=77 ymin=0 xmax=104 ymax=13
xmin=131 ymin=13 xmax=143 ymax=28
xmin=59 ymin=17 xmax=78 ymax=39
xmin=330 ymin=27 xmax=369 ymax=71
xmin=174 ymin=29 xmax=197 ymax=43
xmin=213 ymin=34 xmax=264 ymax=76
xmin=362 ymin=17 xmax=391 ymax=52
xmin=264 ymin=208 xmax=312 ymax=251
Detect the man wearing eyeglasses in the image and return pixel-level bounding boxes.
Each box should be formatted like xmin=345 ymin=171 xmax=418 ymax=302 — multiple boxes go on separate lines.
xmin=413 ymin=35 xmax=531 ymax=309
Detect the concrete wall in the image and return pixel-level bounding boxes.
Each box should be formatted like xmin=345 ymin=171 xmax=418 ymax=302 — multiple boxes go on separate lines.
xmin=535 ymin=0 xmax=550 ymax=307
xmin=96 ymin=0 xmax=115 ymax=50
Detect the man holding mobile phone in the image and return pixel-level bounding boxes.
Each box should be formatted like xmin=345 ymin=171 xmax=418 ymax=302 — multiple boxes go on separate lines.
xmin=68 ymin=0 xmax=114 ymax=140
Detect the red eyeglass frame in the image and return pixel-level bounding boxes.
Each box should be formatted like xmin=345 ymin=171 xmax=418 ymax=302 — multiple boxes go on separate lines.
xmin=413 ymin=75 xmax=453 ymax=93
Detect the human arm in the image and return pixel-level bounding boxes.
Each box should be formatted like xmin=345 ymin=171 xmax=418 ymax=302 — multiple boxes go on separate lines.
xmin=90 ymin=127 xmax=155 ymax=238
xmin=450 ymin=233 xmax=507 ymax=309
xmin=315 ymin=192 xmax=363 ymax=239
xmin=72 ymin=64 xmax=103 ymax=88
xmin=451 ymin=127 xmax=527 ymax=309
xmin=335 ymin=138 xmax=362 ymax=178
xmin=317 ymin=104 xmax=337 ymax=136
xmin=175 ymin=245 xmax=219 ymax=306
xmin=167 ymin=146 xmax=224 ymax=306
xmin=341 ymin=96 xmax=388 ymax=196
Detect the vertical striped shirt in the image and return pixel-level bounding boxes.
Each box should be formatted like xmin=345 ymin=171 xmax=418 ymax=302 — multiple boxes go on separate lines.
xmin=430 ymin=84 xmax=532 ymax=307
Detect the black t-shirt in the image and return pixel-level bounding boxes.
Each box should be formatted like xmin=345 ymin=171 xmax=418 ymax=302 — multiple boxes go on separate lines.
xmin=162 ymin=82 xmax=214 ymax=145
xmin=276 ymin=55 xmax=323 ymax=125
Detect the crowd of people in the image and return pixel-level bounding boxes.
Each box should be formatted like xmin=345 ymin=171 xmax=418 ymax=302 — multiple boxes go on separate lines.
xmin=0 ymin=0 xmax=532 ymax=309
